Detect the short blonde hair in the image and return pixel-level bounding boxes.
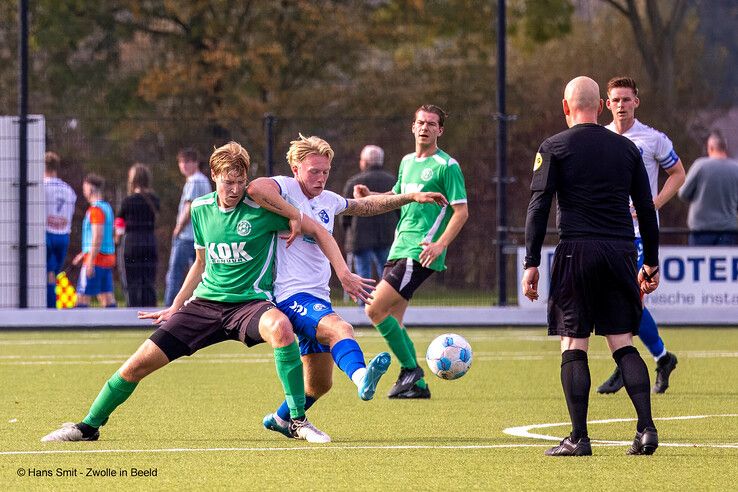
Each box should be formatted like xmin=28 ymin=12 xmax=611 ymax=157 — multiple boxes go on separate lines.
xmin=286 ymin=134 xmax=334 ymax=170
xmin=210 ymin=141 xmax=250 ymax=177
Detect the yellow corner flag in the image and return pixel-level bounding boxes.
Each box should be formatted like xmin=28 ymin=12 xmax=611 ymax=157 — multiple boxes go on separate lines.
xmin=55 ymin=272 xmax=77 ymax=309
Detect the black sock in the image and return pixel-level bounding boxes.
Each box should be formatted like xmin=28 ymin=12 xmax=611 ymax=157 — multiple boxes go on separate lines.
xmin=76 ymin=422 xmax=98 ymax=438
xmin=613 ymin=345 xmax=655 ymax=432
xmin=560 ymin=349 xmax=590 ymax=440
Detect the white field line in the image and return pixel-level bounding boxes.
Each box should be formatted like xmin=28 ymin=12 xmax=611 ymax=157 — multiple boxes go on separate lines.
xmin=0 ymin=444 xmax=551 ymax=456
xmin=503 ymin=414 xmax=738 ymax=448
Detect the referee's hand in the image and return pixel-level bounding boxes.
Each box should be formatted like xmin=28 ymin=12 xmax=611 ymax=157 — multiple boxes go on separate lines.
xmin=522 ymin=267 xmax=539 ymax=301
xmin=638 ymin=265 xmax=660 ymax=294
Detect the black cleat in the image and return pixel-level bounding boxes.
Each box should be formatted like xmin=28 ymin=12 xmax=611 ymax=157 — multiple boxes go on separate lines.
xmin=597 ymin=366 xmax=624 ymax=394
xmin=390 ymin=383 xmax=431 ymax=399
xmin=387 ymin=366 xmax=425 ymax=397
xmin=653 ymin=352 xmax=677 ymax=393
xmin=627 ymin=427 xmax=658 ymax=455
xmin=544 ymin=436 xmax=592 ymax=456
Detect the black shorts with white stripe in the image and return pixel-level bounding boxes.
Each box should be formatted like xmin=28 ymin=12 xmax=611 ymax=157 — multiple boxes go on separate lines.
xmin=381 ymin=258 xmax=435 ymax=301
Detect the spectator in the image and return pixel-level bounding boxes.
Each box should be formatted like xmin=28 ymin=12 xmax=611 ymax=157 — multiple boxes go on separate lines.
xmin=44 ymin=151 xmax=77 ymax=308
xmin=678 ymin=131 xmax=738 ymax=245
xmin=72 ymin=173 xmax=116 ymax=307
xmin=164 ymin=148 xmax=212 ymax=306
xmin=342 ymin=145 xmax=398 ymax=284
xmin=116 ymin=163 xmax=160 ymax=307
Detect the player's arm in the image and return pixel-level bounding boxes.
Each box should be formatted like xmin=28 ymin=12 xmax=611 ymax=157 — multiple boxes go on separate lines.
xmin=138 ymin=248 xmax=205 ymax=324
xmin=85 ymin=223 xmax=103 ymax=277
xmin=418 ymin=203 xmax=468 ymax=268
xmin=300 ymin=216 xmax=375 ymax=303
xmin=246 ymin=177 xmax=302 ymax=245
xmin=340 ymin=192 xmax=448 ymax=217
xmin=677 ymin=161 xmax=699 ymax=203
xmin=654 ymin=159 xmax=685 ymax=210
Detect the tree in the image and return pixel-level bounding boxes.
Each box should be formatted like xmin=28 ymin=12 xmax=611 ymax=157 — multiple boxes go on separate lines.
xmin=599 ymin=0 xmax=692 ymax=110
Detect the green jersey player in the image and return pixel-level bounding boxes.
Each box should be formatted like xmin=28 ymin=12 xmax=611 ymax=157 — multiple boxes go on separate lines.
xmin=359 ymin=104 xmax=469 ymax=399
xmin=41 ymin=141 xmax=373 ymax=444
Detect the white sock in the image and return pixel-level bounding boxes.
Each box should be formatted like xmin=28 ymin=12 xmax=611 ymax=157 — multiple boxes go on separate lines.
xmin=654 ymin=348 xmax=667 ymax=362
xmin=351 ymin=368 xmax=367 ymax=387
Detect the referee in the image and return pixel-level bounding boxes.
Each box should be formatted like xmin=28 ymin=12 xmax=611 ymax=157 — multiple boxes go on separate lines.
xmin=522 ymin=76 xmax=661 ymax=457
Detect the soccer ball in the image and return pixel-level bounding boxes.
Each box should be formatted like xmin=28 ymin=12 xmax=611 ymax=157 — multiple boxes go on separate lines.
xmin=425 ymin=333 xmax=472 ymax=380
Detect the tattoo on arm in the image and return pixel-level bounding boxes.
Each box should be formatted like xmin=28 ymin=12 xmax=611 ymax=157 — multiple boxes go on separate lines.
xmin=343 ymin=195 xmax=413 ymax=217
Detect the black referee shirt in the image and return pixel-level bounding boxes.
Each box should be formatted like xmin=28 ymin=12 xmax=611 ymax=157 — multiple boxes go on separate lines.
xmin=524 ymin=123 xmax=658 ymax=267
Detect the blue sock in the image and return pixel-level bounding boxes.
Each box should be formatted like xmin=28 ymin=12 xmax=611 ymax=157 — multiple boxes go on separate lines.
xmin=331 ymin=338 xmax=366 ymax=380
xmin=47 ymin=284 xmax=56 ymax=308
xmin=276 ymin=396 xmax=316 ymax=421
xmin=638 ymin=308 xmax=664 ymax=358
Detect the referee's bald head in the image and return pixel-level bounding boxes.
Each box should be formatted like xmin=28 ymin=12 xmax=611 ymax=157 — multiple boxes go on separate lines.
xmin=564 ymin=76 xmax=600 ymax=111
xmin=562 ymin=76 xmax=603 ymax=126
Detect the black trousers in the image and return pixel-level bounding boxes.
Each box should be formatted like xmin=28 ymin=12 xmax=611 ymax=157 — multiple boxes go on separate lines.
xmin=122 ymin=233 xmax=158 ymax=307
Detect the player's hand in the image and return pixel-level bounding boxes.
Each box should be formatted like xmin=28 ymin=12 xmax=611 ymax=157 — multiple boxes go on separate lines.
xmin=85 ymin=261 xmax=95 ymax=278
xmin=413 ymin=192 xmax=448 ymax=206
xmin=279 ymin=216 xmax=302 ymax=248
xmin=138 ymin=307 xmax=175 ymax=325
xmin=419 ymin=241 xmax=445 ymax=268
xmin=72 ymin=252 xmax=84 ymax=266
xmin=638 ymin=265 xmax=660 ymax=294
xmin=338 ymin=271 xmax=375 ymax=304
xmin=353 ymin=184 xmax=370 ymax=199
xmin=522 ymin=267 xmax=540 ymax=301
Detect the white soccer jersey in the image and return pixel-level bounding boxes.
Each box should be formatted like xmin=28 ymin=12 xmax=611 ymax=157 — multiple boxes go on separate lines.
xmin=44 ymin=177 xmax=77 ymax=234
xmin=606 ymin=118 xmax=679 ymax=236
xmin=271 ymin=176 xmax=348 ymax=303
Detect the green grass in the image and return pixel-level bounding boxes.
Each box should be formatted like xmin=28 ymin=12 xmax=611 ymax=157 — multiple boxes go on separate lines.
xmin=1 ymin=327 xmax=737 ymax=490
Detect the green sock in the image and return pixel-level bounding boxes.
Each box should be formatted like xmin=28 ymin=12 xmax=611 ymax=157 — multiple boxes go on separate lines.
xmin=273 ymin=342 xmax=306 ymax=419
xmin=399 ymin=325 xmax=427 ymax=388
xmin=82 ymin=371 xmax=138 ymax=428
xmin=376 ymin=316 xmax=417 ymax=369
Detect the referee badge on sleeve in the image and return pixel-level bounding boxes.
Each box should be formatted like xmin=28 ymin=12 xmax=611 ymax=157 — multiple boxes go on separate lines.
xmin=530 ymin=152 xmax=552 ymax=191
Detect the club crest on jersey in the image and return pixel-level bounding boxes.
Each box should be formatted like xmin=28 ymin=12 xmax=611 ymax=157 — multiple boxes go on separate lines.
xmin=318 ymin=210 xmax=330 ymax=224
xmin=421 ymin=168 xmax=433 ymax=181
xmin=207 ymin=242 xmax=253 ymax=263
xmin=237 ymin=220 xmax=252 ymax=236
xmin=533 ymin=153 xmax=543 ymax=171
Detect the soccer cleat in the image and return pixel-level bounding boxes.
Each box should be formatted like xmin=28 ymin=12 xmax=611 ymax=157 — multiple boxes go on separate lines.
xmin=544 ymin=436 xmax=592 ymax=456
xmin=289 ymin=417 xmax=331 ymax=443
xmin=262 ymin=413 xmax=293 ymax=440
xmin=387 ymin=366 xmax=425 ymax=398
xmin=41 ymin=422 xmax=99 ymax=442
xmin=627 ymin=427 xmax=659 ymax=455
xmin=359 ymin=352 xmax=391 ymax=401
xmin=390 ymin=383 xmax=431 ymax=399
xmin=597 ymin=366 xmax=624 ymax=394
xmin=653 ymin=352 xmax=678 ymax=393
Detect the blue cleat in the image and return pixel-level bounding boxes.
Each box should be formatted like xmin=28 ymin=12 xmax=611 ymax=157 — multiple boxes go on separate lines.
xmin=263 ymin=413 xmax=293 ymax=439
xmin=359 ymin=352 xmax=391 ymax=401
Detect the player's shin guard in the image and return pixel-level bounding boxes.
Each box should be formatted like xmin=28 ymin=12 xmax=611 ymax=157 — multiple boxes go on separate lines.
xmin=376 ymin=316 xmax=417 ymax=369
xmin=273 ymin=341 xmax=306 ymax=419
xmin=613 ymin=345 xmax=655 ymax=431
xmin=82 ymin=370 xmax=138 ymax=428
xmin=638 ymin=308 xmax=665 ymax=359
xmin=331 ymin=338 xmax=365 ymax=379
xmin=560 ymin=349 xmax=590 ymax=439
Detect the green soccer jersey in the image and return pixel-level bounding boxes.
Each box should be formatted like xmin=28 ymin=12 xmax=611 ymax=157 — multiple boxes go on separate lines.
xmin=390 ymin=148 xmax=467 ymax=271
xmin=190 ymin=192 xmax=289 ymax=303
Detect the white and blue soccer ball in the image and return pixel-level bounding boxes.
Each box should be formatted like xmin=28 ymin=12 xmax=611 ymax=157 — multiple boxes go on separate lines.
xmin=425 ymin=333 xmax=472 ymax=380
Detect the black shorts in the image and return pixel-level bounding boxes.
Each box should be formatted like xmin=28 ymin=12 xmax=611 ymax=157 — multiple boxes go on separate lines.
xmin=382 ymin=258 xmax=435 ymax=301
xmin=149 ymin=298 xmax=274 ymax=361
xmin=547 ymin=239 xmax=642 ymax=338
